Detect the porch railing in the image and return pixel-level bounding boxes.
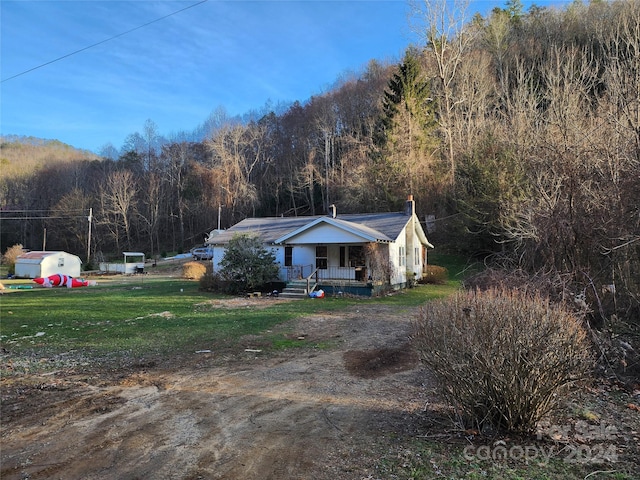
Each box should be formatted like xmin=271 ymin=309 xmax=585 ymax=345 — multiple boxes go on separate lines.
xmin=283 ymin=264 xmax=315 ymax=281
xmin=283 ymin=265 xmax=369 ymax=284
xmin=305 ymin=268 xmax=319 ymax=294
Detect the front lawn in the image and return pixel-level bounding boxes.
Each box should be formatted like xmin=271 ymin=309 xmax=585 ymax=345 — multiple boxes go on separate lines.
xmin=0 ymin=277 xmax=457 ymax=372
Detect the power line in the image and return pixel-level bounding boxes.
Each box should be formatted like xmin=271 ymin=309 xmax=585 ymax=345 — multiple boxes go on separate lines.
xmin=1 ymin=0 xmax=208 ymax=83
xmin=0 ymin=209 xmax=86 ymax=213
xmin=0 ymin=208 xmax=91 ymax=220
xmin=0 ymin=216 xmax=88 ymax=220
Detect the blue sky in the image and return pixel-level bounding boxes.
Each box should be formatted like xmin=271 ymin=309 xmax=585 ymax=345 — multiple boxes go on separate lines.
xmin=1 ymin=0 xmax=569 ymax=154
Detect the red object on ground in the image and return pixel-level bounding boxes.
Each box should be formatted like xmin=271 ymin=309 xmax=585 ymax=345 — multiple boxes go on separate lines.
xmin=33 ymin=274 xmax=94 ymax=288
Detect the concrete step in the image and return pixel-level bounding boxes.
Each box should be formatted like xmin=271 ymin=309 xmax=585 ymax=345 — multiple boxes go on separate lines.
xmin=279 ymin=292 xmax=307 ymax=299
xmin=279 ymin=281 xmax=317 ymax=298
xmin=280 ymin=286 xmax=308 ymax=298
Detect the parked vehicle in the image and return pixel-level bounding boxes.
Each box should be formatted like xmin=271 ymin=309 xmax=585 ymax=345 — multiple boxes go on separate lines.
xmin=192 ymin=247 xmax=213 ymax=260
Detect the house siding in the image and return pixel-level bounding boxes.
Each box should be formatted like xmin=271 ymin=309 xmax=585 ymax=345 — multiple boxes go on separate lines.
xmin=388 ymin=237 xmax=405 ymax=286
xmin=286 ymin=223 xmax=371 ymax=244
xmin=207 ymin=198 xmax=432 ymax=292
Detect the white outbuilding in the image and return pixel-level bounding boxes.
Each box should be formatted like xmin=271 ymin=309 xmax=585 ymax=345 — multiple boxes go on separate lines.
xmin=15 ymin=251 xmax=82 ymax=279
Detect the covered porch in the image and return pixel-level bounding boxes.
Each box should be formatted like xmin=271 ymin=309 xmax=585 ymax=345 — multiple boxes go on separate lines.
xmin=280 ymin=264 xmax=375 ymax=297
xmin=280 ymin=243 xmax=371 ymax=281
xmin=278 ymin=243 xmax=381 ymax=297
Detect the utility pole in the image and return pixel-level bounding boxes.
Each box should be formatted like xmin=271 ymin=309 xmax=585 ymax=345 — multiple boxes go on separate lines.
xmin=87 ymin=208 xmax=93 ymax=264
xmin=324 ymin=130 xmax=330 ymax=210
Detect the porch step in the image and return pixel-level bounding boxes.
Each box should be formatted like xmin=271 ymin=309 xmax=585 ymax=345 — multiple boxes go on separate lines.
xmin=279 ymin=288 xmax=307 ymax=298
xmin=280 ymin=280 xmax=317 ymax=299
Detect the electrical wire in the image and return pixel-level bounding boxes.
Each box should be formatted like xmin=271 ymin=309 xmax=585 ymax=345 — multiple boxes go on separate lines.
xmin=0 ymin=209 xmax=90 ymax=220
xmin=1 ymin=0 xmax=208 ymax=83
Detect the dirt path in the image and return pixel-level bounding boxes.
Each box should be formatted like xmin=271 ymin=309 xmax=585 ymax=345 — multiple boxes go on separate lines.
xmin=1 ymin=303 xmax=437 ymax=480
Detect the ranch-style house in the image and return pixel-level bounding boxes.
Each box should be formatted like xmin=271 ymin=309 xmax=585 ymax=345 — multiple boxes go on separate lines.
xmin=207 ymin=195 xmax=433 ymax=296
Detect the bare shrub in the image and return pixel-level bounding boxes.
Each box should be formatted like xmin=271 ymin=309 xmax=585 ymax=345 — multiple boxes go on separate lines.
xmin=419 ymin=265 xmax=449 ymax=284
xmin=412 ymin=288 xmax=593 ymax=434
xmin=2 ymin=244 xmax=25 ymax=275
xmin=199 ymin=264 xmax=227 ymax=292
xmin=463 ymin=267 xmax=575 ymax=308
xmin=182 ymin=261 xmax=207 ymax=280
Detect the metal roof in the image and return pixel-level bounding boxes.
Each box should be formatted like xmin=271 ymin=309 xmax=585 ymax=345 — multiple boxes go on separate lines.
xmin=17 ymin=251 xmax=64 ymax=260
xmin=16 ymin=251 xmax=81 ymax=265
xmin=208 ymin=212 xmax=431 ymax=246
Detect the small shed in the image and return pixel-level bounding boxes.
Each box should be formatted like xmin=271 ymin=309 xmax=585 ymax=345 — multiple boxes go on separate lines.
xmin=99 ymin=252 xmax=146 ymax=274
xmin=15 ymin=251 xmax=82 ymax=279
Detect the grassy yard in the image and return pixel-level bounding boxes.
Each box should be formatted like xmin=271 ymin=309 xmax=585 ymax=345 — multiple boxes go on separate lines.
xmin=429 ymin=250 xmax=484 ymax=281
xmin=374 ymin=437 xmax=633 ymax=480
xmin=0 ymin=276 xmax=457 ymax=370
xmin=3 ymin=273 xmax=635 ymax=479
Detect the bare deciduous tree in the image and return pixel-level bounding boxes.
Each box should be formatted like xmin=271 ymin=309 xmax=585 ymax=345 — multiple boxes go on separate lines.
xmin=410 ymin=0 xmax=474 ymax=182
xmin=98 ymin=169 xmax=137 ymax=251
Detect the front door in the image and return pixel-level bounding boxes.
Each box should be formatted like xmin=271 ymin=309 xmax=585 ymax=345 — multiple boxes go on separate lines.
xmin=315 ymin=246 xmax=327 ymax=270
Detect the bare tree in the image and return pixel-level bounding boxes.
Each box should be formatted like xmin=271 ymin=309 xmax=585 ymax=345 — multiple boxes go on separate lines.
xmin=143 ymin=119 xmax=165 ymax=172
xmin=206 ymin=123 xmax=270 ymax=221
xmin=410 ymin=0 xmax=474 ymax=182
xmin=137 ymin=172 xmax=163 ymax=256
xmin=98 ymin=169 xmax=137 ymax=251
xmin=49 ymin=188 xmax=93 ymax=256
xmin=162 ymin=142 xmax=193 ymax=249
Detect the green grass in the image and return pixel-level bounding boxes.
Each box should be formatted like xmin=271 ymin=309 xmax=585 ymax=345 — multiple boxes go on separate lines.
xmin=3 ymin=270 xmax=634 ymax=480
xmin=375 ymin=439 xmax=634 ymax=480
xmin=429 ymin=251 xmax=483 ymax=281
xmin=0 ymin=278 xmax=460 ymax=366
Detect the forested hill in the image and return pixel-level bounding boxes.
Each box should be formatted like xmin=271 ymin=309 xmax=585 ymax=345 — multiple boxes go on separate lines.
xmin=0 ymin=135 xmax=101 ymax=177
xmin=1 ymin=1 xmax=638 ymax=322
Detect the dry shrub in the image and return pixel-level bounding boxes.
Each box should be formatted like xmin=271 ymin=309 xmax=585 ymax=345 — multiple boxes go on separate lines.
xmin=199 ymin=264 xmax=227 ymax=292
xmin=182 ymin=261 xmax=207 ymax=280
xmin=463 ymin=268 xmax=574 ymax=305
xmin=412 ymin=288 xmax=593 ymax=434
xmin=419 ymin=265 xmax=449 ymax=284
xmin=2 ymin=244 xmax=25 ymax=274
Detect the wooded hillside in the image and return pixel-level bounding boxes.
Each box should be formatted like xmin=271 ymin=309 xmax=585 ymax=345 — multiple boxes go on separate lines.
xmin=1 ymin=0 xmax=638 ymax=322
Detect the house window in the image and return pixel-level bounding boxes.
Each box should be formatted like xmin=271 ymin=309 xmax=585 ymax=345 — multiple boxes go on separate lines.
xmin=348 ymin=245 xmax=364 ymax=267
xmin=415 ymin=247 xmax=420 ymax=265
xmin=339 ymin=246 xmax=346 ymax=267
xmin=399 ymin=246 xmax=406 ymax=267
xmin=284 ymin=246 xmax=293 ymax=267
xmin=316 ymin=246 xmax=327 ymax=270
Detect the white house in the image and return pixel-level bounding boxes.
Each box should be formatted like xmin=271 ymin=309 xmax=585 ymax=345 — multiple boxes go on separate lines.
xmin=15 ymin=251 xmax=82 ymax=279
xmin=207 ymin=196 xmax=433 ymax=295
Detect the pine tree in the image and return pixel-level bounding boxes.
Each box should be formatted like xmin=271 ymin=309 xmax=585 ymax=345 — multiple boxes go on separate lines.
xmin=374 ymin=48 xmax=437 ymax=203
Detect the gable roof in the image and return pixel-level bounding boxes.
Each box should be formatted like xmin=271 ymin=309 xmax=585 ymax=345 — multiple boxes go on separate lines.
xmin=208 ymin=211 xmax=432 ymax=247
xmin=16 ymin=251 xmax=81 ymax=265
xmin=208 ymin=216 xmax=315 ymax=245
xmin=18 ymin=251 xmax=64 ymax=261
xmin=275 ymin=215 xmax=395 ymax=244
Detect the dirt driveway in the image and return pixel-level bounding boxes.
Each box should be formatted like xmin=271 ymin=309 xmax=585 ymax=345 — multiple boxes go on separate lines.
xmin=1 ymin=301 xmax=437 ymax=480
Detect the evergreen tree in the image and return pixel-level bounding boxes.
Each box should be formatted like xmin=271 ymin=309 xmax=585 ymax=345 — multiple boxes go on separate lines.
xmin=219 ymin=234 xmax=279 ymax=293
xmin=374 ymin=48 xmax=437 ymax=204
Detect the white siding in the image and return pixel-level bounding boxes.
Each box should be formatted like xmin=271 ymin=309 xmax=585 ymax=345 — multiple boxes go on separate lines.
xmin=286 ymin=223 xmax=369 ymax=244
xmin=14 ymin=263 xmax=40 ymax=279
xmin=15 ymin=252 xmax=81 ymax=279
xmin=212 ymin=246 xmax=225 ymax=272
xmin=395 ymin=226 xmax=409 ymax=286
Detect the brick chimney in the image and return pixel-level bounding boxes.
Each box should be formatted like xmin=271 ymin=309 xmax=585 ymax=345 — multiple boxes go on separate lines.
xmin=404 ymin=195 xmax=415 ymax=217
